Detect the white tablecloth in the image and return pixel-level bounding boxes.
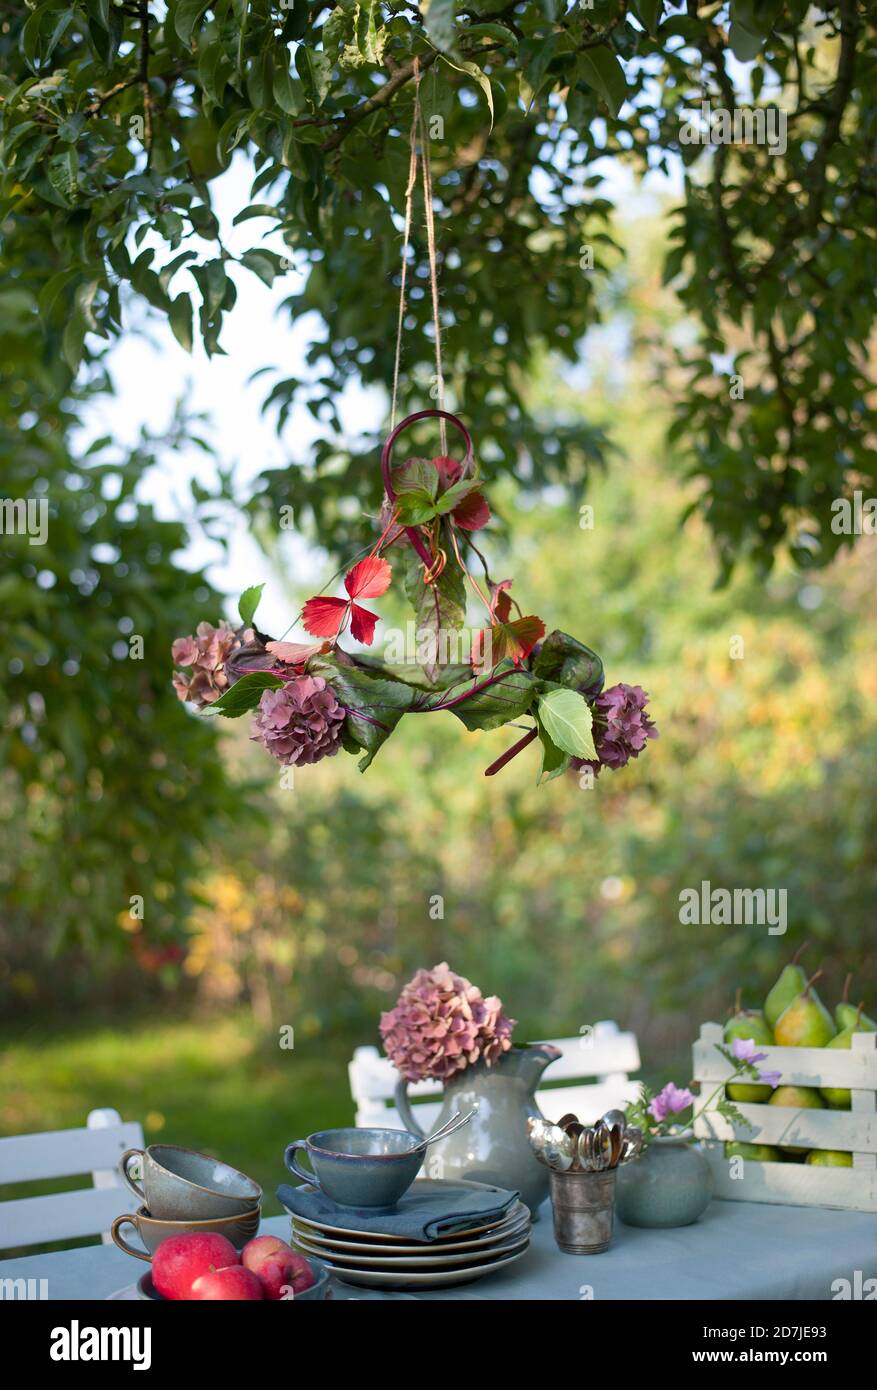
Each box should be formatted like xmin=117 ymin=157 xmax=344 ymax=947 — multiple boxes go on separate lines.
xmin=2 ymin=1199 xmax=876 ymax=1301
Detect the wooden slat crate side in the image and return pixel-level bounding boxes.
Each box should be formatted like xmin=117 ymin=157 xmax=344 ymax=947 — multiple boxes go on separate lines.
xmin=851 ymin=1032 xmax=877 ymax=1171
xmin=700 ymin=1146 xmax=877 ymax=1213
xmin=692 ymin=1036 xmax=877 ymax=1091
xmin=692 ymin=1023 xmax=877 ymax=1212
xmin=694 ymin=1105 xmax=877 ymax=1152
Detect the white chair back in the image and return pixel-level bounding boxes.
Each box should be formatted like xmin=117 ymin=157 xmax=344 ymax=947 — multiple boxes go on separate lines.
xmin=0 ymin=1108 xmax=144 ymax=1252
xmin=349 ymin=1021 xmax=641 ymax=1132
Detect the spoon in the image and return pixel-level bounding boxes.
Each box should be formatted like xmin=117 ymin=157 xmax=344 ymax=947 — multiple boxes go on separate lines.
xmin=407 ymin=1108 xmax=476 ymax=1155
xmin=527 ymin=1117 xmax=575 ymax=1171
xmin=601 ymin=1109 xmax=627 ymax=1131
xmin=620 ymin=1127 xmax=644 ymax=1164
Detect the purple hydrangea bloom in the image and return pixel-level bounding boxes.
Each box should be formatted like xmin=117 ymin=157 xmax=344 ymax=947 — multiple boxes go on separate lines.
xmin=594 ymin=683 xmax=658 ymax=770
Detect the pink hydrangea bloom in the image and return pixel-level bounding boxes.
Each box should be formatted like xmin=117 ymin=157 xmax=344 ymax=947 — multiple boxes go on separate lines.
xmin=380 ymin=962 xmax=516 ymax=1083
xmin=250 ymin=676 xmax=346 ymax=766
xmin=171 ymin=621 xmax=239 ymax=708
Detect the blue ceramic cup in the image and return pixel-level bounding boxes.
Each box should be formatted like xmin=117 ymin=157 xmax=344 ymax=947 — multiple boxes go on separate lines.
xmin=284 ymin=1127 xmax=423 ymax=1209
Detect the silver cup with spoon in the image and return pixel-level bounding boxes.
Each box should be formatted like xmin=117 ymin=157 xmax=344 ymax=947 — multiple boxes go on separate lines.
xmin=527 ymin=1109 xmax=643 ymax=1253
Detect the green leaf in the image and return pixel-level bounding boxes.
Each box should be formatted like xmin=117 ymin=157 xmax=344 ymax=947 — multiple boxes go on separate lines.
xmin=441 ymin=56 xmax=494 ymax=132
xmin=62 ymin=310 xmax=86 ymax=373
xmin=205 ymin=671 xmax=284 ymax=718
xmin=423 ymin=0 xmax=457 ymax=54
xmin=274 ymin=65 xmax=304 ymax=116
xmin=536 ymin=688 xmax=596 ymax=760
xmin=434 ymin=480 xmax=482 ymax=515
xmin=424 ymin=664 xmax=536 ymax=731
xmin=577 ymin=47 xmax=627 ymax=119
xmin=729 ymin=21 xmax=764 ymax=62
xmin=168 ymin=293 xmax=193 ymax=352
xmin=310 ymin=656 xmax=414 ymax=771
xmin=175 ymin=0 xmax=210 ymax=46
xmin=536 ymin=723 xmax=570 ymax=784
xmin=633 ymin=0 xmax=663 ymax=36
xmin=532 ymin=630 xmax=604 ymax=696
xmin=296 ymin=46 xmax=332 ymax=107
xmin=240 ymin=249 xmax=286 ymax=286
xmin=238 ymin=582 xmax=265 ymax=627
xmin=401 ymin=543 xmax=467 ymax=685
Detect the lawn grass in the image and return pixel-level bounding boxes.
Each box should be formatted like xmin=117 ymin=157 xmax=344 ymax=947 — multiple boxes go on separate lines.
xmin=0 ymin=1009 xmax=356 ymax=1256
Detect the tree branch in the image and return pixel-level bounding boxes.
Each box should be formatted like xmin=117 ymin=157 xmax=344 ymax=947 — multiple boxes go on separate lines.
xmin=321 ymin=47 xmax=442 ymax=153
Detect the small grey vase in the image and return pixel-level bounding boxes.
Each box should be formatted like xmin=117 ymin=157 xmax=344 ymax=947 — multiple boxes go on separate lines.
xmin=615 ymin=1132 xmax=713 ymax=1228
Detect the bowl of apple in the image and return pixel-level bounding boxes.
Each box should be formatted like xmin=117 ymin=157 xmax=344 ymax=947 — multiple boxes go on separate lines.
xmin=137 ymin=1233 xmax=330 ymax=1301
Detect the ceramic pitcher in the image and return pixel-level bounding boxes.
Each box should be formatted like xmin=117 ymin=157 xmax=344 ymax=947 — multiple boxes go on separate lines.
xmin=394 ymin=1043 xmax=561 ymax=1215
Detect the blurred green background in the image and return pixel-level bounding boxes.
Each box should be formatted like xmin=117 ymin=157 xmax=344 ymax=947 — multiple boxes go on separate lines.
xmin=2 ymin=210 xmax=875 ymax=1248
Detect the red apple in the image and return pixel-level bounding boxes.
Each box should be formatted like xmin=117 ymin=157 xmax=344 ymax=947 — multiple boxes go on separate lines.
xmin=241 ymin=1235 xmax=316 ymax=1300
xmin=190 ymin=1266 xmax=264 ymax=1301
xmin=152 ymin=1233 xmax=240 ymax=1301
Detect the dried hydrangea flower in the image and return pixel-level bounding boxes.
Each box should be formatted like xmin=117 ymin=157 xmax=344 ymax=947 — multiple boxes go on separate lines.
xmin=171 ymin=621 xmax=239 ymax=708
xmin=249 ymin=675 xmax=346 ymax=766
xmin=380 ymin=961 xmax=515 ymax=1083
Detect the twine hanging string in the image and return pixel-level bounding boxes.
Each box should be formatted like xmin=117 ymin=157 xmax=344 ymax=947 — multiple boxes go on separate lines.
xmin=390 ymin=58 xmax=447 ymax=456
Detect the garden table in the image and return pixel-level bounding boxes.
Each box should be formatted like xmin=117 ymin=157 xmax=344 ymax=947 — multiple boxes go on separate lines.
xmin=2 ymin=1199 xmax=876 ymax=1301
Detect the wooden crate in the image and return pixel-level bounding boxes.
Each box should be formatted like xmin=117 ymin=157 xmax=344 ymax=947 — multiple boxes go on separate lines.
xmin=691 ymin=1022 xmax=877 ymax=1212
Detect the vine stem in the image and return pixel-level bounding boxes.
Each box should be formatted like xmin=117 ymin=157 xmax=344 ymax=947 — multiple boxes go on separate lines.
xmin=484 ymin=726 xmax=538 ymax=777
xmin=415 ymin=666 xmax=521 ymax=713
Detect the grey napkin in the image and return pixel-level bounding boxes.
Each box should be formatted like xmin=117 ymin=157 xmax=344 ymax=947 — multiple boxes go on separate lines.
xmin=277 ymin=1180 xmax=519 ymax=1242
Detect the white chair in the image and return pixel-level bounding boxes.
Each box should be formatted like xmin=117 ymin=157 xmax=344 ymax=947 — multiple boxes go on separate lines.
xmin=0 ymin=1108 xmax=144 ymax=1252
xmin=349 ymin=1021 xmax=641 ymax=1132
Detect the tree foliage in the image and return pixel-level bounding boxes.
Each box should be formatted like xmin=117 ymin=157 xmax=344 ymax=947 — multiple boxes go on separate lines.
xmin=0 ymin=220 xmax=252 ymax=960
xmin=2 ymin=1 xmax=875 ymax=571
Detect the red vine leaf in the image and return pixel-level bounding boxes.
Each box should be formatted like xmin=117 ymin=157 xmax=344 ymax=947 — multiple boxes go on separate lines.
xmin=450 ymin=488 xmax=491 ymax=531
xmin=345 ymin=556 xmax=393 ymax=599
xmin=302 ymin=596 xmax=349 ymax=639
xmin=302 ymin=557 xmax=392 ymax=645
xmin=473 ymin=615 xmax=545 ymax=671
xmin=349 ymin=603 xmax=380 ymax=644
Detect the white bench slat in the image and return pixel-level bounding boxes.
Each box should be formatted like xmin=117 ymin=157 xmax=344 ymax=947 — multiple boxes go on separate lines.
xmin=536 ymin=1080 xmax=641 ymax=1124
xmin=0 ymin=1122 xmax=144 ymax=1185
xmin=535 ymin=1032 xmax=641 ymax=1081
xmin=0 ymin=1186 xmax=137 ymax=1249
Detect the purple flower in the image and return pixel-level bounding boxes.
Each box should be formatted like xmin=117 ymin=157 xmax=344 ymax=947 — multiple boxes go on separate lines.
xmin=757 ymin=1069 xmax=782 ymax=1089
xmin=648 ymin=1082 xmax=695 ymax=1122
xmin=730 ymin=1038 xmax=768 ymax=1065
xmin=571 ymin=683 xmax=657 ymax=777
xmin=594 ymin=683 xmax=658 ymax=770
xmin=250 ymin=676 xmax=346 ymax=766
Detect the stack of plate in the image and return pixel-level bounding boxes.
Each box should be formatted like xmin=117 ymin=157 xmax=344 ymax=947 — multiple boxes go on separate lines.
xmin=290 ymin=1180 xmax=531 ymax=1291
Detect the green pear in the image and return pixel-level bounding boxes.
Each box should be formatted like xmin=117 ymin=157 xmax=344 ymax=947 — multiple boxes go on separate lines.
xmin=769 ymin=1085 xmax=824 ymax=1108
xmin=821 ymin=1004 xmax=876 ymax=1108
xmin=773 ymin=970 xmax=835 ymax=1048
xmin=724 ymin=1141 xmax=782 ymax=1162
xmin=806 ymin=1149 xmax=853 ymax=1167
xmin=834 ymin=975 xmax=877 ymax=1032
xmin=764 ymin=942 xmax=809 ymax=1030
xmin=723 ymin=993 xmax=774 ymax=1101
xmin=769 ymin=1084 xmax=824 ymax=1158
